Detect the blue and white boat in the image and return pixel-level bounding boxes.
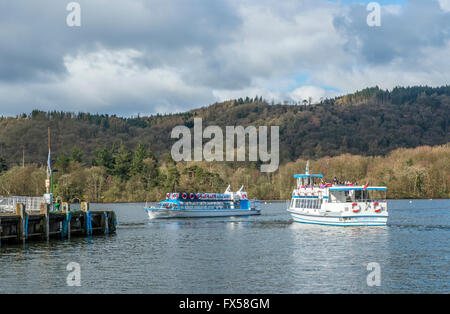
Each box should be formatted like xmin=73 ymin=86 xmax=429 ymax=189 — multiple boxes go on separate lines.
xmin=287 ymin=163 xmax=388 ymax=226
xmin=144 ymin=186 xmax=261 ymax=219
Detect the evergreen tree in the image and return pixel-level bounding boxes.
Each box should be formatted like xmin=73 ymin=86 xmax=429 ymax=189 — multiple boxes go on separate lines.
xmin=0 ymin=156 xmax=7 ymax=173
xmin=131 ymin=142 xmax=147 ymax=176
xmin=113 ymin=143 xmax=132 ymax=180
xmin=55 ymin=153 xmax=70 ymax=173
xmin=70 ymin=146 xmax=83 ymax=163
xmin=94 ymin=147 xmax=115 ymax=172
xmin=166 ymin=166 xmax=180 ymax=192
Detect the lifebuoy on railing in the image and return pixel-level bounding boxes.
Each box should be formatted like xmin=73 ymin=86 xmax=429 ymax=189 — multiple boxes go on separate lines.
xmin=352 ymin=202 xmax=360 ymax=213
xmin=166 ymin=193 xmax=170 ymax=199
xmin=182 ymin=193 xmax=187 ymax=199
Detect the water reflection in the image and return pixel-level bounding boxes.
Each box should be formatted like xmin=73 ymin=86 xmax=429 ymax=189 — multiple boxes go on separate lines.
xmin=0 ymin=200 xmax=448 ymax=293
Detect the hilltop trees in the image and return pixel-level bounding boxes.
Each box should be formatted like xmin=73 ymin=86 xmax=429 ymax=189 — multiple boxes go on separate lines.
xmin=0 ymin=86 xmax=448 ymax=201
xmin=0 ymin=85 xmax=448 ymax=167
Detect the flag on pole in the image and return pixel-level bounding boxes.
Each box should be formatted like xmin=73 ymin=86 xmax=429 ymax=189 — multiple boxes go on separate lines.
xmin=363 ymin=183 xmax=369 ymax=191
xmin=47 ymin=148 xmax=52 ymax=175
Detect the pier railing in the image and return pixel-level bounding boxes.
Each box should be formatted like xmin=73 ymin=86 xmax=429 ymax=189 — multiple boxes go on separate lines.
xmin=0 ymin=196 xmax=45 ymax=213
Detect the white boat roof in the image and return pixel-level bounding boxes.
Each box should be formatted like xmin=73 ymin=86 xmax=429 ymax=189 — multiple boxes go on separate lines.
xmin=329 ymin=186 xmax=387 ymax=191
xmin=294 ymin=174 xmax=323 ymax=178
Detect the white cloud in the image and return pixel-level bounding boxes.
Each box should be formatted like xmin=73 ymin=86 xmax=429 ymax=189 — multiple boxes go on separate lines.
xmin=439 ymin=0 xmax=450 ymax=12
xmin=0 ymin=0 xmax=449 ymax=115
xmin=0 ymin=49 xmax=215 ymax=116
xmin=289 ymin=86 xmax=337 ymax=103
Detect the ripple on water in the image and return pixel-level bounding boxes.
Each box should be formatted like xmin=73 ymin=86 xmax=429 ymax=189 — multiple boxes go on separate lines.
xmin=0 ymin=200 xmax=449 ymax=293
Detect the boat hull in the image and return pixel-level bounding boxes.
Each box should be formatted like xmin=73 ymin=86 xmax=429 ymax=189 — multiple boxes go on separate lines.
xmin=288 ymin=209 xmax=388 ymax=226
xmin=145 ymin=208 xmax=261 ymax=219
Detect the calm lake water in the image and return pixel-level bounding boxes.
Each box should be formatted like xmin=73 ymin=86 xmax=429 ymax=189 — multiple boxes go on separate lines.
xmin=0 ymin=199 xmax=449 ymax=293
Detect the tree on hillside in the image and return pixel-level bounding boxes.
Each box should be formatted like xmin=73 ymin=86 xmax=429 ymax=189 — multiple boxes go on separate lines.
xmin=94 ymin=147 xmax=115 ymax=171
xmin=166 ymin=166 xmax=180 ymax=192
xmin=55 ymin=153 xmax=70 ymax=173
xmin=113 ymin=143 xmax=132 ymax=180
xmin=131 ymin=142 xmax=147 ymax=176
xmin=0 ymin=156 xmax=7 ymax=173
xmin=70 ymin=146 xmax=83 ymax=163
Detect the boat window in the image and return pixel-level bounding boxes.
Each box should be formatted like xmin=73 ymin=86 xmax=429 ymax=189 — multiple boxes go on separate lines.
xmin=362 ymin=190 xmax=371 ymax=202
xmin=295 ymin=199 xmax=301 ymax=208
xmin=345 ymin=191 xmax=352 ymax=202
xmin=330 ymin=191 xmax=346 ymax=203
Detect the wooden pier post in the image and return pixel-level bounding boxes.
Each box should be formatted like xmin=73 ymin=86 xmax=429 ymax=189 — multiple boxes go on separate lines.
xmin=104 ymin=212 xmax=109 ymax=235
xmin=62 ymin=202 xmax=71 ymax=239
xmin=16 ymin=203 xmax=27 ymax=243
xmin=81 ymin=201 xmax=91 ymax=235
xmin=40 ymin=203 xmax=50 ymax=241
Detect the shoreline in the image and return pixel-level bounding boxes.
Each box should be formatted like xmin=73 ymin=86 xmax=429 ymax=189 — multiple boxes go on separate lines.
xmin=74 ymin=198 xmax=450 ymax=204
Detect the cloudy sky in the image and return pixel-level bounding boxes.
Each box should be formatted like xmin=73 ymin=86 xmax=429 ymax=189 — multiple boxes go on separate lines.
xmin=0 ymin=0 xmax=449 ymax=116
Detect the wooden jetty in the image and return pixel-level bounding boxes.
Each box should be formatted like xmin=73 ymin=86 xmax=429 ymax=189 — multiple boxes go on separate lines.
xmin=0 ymin=202 xmax=116 ymax=245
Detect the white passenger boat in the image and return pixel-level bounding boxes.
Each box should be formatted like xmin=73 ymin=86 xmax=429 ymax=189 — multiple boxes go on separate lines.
xmin=144 ymin=186 xmax=261 ymax=219
xmin=287 ymin=163 xmax=388 ymax=226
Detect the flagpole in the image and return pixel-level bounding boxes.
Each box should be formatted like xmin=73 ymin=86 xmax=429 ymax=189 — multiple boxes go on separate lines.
xmin=48 ymin=127 xmax=53 ymax=194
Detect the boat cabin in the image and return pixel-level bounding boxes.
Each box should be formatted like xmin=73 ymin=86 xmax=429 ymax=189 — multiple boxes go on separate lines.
xmin=294 ymin=174 xmax=323 ymax=187
xmin=328 ymin=187 xmax=387 ymax=203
